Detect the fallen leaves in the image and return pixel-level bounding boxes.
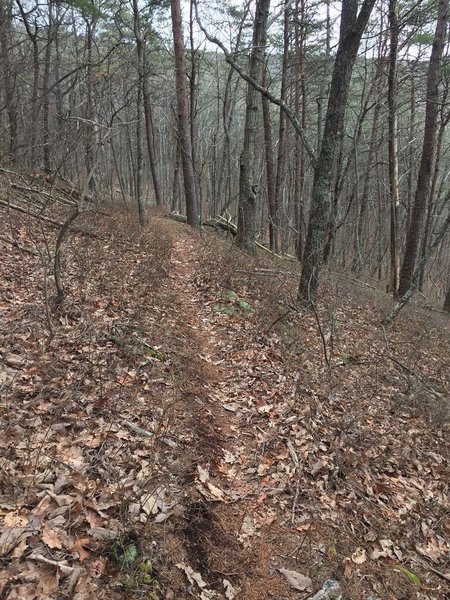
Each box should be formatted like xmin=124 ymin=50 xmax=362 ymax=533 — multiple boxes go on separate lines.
xmin=277 ymin=567 xmax=313 ymax=592
xmin=1 ymin=207 xmax=449 ymax=600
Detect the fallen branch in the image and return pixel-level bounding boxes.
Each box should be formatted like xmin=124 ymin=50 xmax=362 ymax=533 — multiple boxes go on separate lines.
xmin=0 ymin=198 xmax=101 ymax=238
xmin=10 ymin=182 xmax=78 ymax=207
xmin=169 ymin=213 xmax=298 ymax=260
xmin=0 ymin=234 xmax=38 ymax=255
xmin=0 ymin=197 xmax=65 ymax=227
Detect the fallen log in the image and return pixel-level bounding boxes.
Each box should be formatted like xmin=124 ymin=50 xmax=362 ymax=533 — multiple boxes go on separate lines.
xmin=168 ymin=213 xmax=298 ymax=261
xmin=0 ymin=198 xmax=100 ymax=238
xmin=0 ymin=234 xmax=38 ymax=255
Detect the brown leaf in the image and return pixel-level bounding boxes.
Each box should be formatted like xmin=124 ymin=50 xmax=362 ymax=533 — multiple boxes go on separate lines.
xmin=0 ymin=527 xmax=35 ymax=556
xmin=70 ymin=538 xmax=92 ymax=561
xmin=42 ymin=525 xmax=64 ymax=550
xmin=351 ymin=547 xmax=367 ymax=564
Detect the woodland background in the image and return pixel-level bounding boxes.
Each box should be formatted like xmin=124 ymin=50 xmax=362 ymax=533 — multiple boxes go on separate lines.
xmin=0 ymin=0 xmax=449 ymax=311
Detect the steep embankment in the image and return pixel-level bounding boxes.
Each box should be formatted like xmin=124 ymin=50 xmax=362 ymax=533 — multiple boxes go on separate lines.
xmin=0 ymin=209 xmax=448 ymax=600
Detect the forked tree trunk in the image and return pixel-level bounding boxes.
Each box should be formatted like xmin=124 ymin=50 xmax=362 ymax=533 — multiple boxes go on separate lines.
xmin=298 ymin=0 xmax=376 ymax=304
xmin=387 ymin=0 xmax=400 ymax=294
xmin=171 ymin=0 xmax=199 ymax=230
xmin=235 ymin=0 xmax=271 ymax=255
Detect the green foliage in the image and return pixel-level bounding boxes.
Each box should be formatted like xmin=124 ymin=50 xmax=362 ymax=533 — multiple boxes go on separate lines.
xmin=410 ymin=32 xmax=435 ymax=45
xmin=394 ymin=565 xmax=422 ymax=585
xmin=213 ymin=305 xmax=236 ymax=315
xmin=217 ymin=290 xmax=239 ymax=300
xmin=215 ymin=291 xmax=256 ymax=316
xmin=112 ymin=540 xmax=138 ymax=567
xmin=63 ymin=0 xmax=104 ymax=19
xmin=238 ymin=300 xmax=255 ymax=313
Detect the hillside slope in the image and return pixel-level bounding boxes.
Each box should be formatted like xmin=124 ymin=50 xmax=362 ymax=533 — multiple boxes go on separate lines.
xmin=0 ymin=209 xmax=449 ymax=600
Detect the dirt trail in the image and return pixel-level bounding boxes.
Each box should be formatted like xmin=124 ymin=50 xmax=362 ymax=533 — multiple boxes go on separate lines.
xmin=160 ymin=225 xmax=304 ymax=599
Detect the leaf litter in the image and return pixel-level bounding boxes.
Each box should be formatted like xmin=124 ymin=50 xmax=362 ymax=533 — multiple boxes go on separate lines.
xmin=0 ymin=205 xmax=449 ymax=599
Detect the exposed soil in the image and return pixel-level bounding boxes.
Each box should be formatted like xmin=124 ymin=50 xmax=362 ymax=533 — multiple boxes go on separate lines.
xmin=0 ymin=202 xmax=449 ymax=600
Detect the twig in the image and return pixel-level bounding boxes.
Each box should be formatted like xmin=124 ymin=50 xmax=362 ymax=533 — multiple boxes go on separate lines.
xmin=123 ymin=419 xmax=153 ymax=437
xmin=28 ymin=552 xmax=75 ymax=576
xmin=265 ymin=309 xmax=292 ymax=334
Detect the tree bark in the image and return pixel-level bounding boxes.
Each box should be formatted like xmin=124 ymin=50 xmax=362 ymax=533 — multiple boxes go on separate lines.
xmin=387 ymin=0 xmax=400 ymax=294
xmin=0 ymin=0 xmax=18 ymax=162
xmin=443 ymin=282 xmax=450 ymax=312
xmin=397 ymin=0 xmax=449 ymax=297
xmin=298 ymin=0 xmax=376 ymax=304
xmin=171 ymin=0 xmax=199 ymax=230
xmin=262 ymin=64 xmax=276 ymax=251
xmin=235 ymin=0 xmax=271 ymax=255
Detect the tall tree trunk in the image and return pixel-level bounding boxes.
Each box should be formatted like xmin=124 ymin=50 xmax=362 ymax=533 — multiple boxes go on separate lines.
xmin=418 ymin=99 xmax=450 ymax=290
xmin=85 ymin=18 xmax=97 ymax=194
xmin=132 ymin=0 xmax=146 ymax=224
xmin=397 ymin=0 xmax=449 ymax=297
xmin=387 ymin=0 xmax=400 ymax=294
xmin=293 ymin=0 xmax=307 ymax=261
xmin=16 ymin=0 xmax=40 ymax=167
xmin=42 ymin=0 xmax=53 ymax=173
xmin=262 ymin=65 xmax=276 ymax=251
xmin=298 ymin=0 xmax=376 ymax=304
xmin=273 ymin=1 xmax=290 ymax=254
xmin=142 ymin=53 xmax=162 ymax=207
xmin=171 ymin=0 xmax=199 ymax=230
xmin=235 ymin=0 xmax=271 ymax=255
xmin=0 ymin=0 xmax=18 ymax=162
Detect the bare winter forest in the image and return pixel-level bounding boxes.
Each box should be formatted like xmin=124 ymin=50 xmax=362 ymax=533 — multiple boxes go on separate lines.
xmin=0 ymin=0 xmax=449 ymax=599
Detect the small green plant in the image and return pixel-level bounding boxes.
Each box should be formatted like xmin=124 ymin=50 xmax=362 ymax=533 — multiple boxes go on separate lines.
xmin=214 ymin=290 xmax=256 ymax=316
xmin=112 ymin=539 xmax=139 ymax=567
xmin=212 ymin=305 xmax=236 ymax=315
xmin=238 ymin=300 xmax=255 ymax=313
xmin=394 ymin=565 xmax=422 ymax=585
xmin=217 ymin=290 xmax=239 ymax=300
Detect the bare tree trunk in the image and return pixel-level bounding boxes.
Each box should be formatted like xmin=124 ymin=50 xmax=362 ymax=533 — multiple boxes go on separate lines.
xmin=171 ymin=0 xmax=199 ymax=230
xmin=262 ymin=65 xmax=276 ymax=251
xmin=397 ymin=0 xmax=449 ymax=297
xmin=42 ymin=0 xmax=53 ymax=173
xmin=419 ymin=98 xmax=450 ymax=290
xmin=387 ymin=0 xmax=400 ymax=294
xmin=293 ymin=0 xmax=307 ymax=261
xmin=273 ymin=1 xmax=290 ymax=254
xmin=298 ymin=0 xmax=376 ymax=304
xmin=0 ymin=0 xmax=18 ymax=162
xmin=235 ymin=0 xmax=271 ymax=255
xmin=132 ymin=0 xmax=146 ymax=225
xmin=443 ymin=282 xmax=450 ymax=312
xmin=16 ymin=0 xmax=40 ymax=167
xmin=383 ymin=212 xmax=449 ymax=325
xmin=85 ymin=17 xmax=97 ymax=195
xmin=142 ymin=54 xmax=162 ymax=207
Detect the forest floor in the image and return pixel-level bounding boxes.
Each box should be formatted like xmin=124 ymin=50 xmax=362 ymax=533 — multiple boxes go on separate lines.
xmin=0 ymin=198 xmax=449 ymax=600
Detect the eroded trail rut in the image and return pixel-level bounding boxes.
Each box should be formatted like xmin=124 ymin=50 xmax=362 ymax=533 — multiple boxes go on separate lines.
xmin=162 ymin=227 xmax=302 ymax=600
